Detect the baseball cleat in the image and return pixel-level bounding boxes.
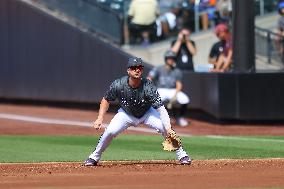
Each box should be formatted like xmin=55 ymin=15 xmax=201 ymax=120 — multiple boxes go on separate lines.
xmin=179 ymin=156 xmax=191 ymax=165
xmin=84 ymin=158 xmax=97 ymax=166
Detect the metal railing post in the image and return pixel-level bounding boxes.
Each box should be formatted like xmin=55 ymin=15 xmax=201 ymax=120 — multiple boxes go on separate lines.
xmin=267 ymin=32 xmax=271 ymax=64
xmin=123 ymin=1 xmax=129 ymax=45
xmin=260 ymin=0 xmax=264 ymax=15
xmin=194 ymin=0 xmax=200 ymax=32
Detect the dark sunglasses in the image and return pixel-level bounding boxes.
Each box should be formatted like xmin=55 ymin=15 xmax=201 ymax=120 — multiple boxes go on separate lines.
xmin=129 ymin=65 xmax=144 ymax=70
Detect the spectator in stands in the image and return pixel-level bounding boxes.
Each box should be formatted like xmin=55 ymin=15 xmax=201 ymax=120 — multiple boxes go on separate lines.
xmin=171 ymin=28 xmax=197 ymax=71
xmin=158 ymin=0 xmax=182 ymax=15
xmin=147 ymin=50 xmax=190 ymax=127
xmin=156 ymin=1 xmax=182 ymax=39
xmin=128 ymin=0 xmax=160 ymax=46
xmin=215 ymin=0 xmax=232 ymax=25
xmin=199 ymin=0 xmax=211 ymax=31
xmin=181 ymin=0 xmax=216 ymax=32
xmin=181 ymin=0 xmax=196 ymax=32
xmin=208 ymin=23 xmax=233 ymax=72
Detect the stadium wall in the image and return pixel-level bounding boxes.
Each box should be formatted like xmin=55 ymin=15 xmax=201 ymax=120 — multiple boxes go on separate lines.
xmin=1 ymin=0 xmax=284 ymax=120
xmin=0 ymin=0 xmax=131 ymax=103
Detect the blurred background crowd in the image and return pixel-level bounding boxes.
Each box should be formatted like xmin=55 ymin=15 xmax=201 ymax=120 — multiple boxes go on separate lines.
xmin=32 ymin=0 xmax=278 ymax=44
xmin=31 ymin=0 xmax=284 ymax=73
xmin=126 ymin=0 xmax=233 ymax=45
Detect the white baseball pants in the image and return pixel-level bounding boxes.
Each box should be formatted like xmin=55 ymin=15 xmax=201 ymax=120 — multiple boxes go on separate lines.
xmin=89 ymin=107 xmax=188 ymax=162
xmin=157 ymin=88 xmax=190 ymax=104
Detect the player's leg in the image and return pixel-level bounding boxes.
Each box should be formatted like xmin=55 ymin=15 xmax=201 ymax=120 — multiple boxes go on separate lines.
xmin=143 ymin=107 xmax=167 ymax=137
xmin=87 ymin=109 xmax=132 ymax=163
xmin=157 ymin=88 xmax=176 ymax=102
xmin=176 ymin=91 xmax=190 ymax=105
xmin=143 ymin=108 xmax=191 ymax=164
xmin=175 ymin=91 xmax=190 ymax=127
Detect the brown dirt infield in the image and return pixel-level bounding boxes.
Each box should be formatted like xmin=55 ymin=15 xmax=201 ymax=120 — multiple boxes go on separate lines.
xmin=1 ymin=159 xmax=284 ymax=189
xmin=0 ymin=103 xmax=284 ymax=188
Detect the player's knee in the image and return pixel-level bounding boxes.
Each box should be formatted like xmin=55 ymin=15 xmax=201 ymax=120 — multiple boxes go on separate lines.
xmin=158 ymin=123 xmax=167 ymax=135
xmin=105 ymin=130 xmax=118 ymax=138
xmin=177 ymin=95 xmax=190 ymax=104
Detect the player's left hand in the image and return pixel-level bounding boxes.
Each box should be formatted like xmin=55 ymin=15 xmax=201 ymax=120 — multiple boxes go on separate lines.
xmin=162 ymin=129 xmax=181 ymax=151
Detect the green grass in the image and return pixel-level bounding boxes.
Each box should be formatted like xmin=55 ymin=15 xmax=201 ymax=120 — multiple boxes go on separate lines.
xmin=0 ymin=135 xmax=283 ymax=163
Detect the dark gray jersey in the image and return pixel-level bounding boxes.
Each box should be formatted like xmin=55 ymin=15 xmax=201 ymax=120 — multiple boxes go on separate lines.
xmin=104 ymin=76 xmax=163 ymax=118
xmin=148 ymin=65 xmax=182 ymax=88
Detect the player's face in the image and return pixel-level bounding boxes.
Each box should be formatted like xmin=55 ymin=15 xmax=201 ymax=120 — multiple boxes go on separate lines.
xmin=128 ymin=65 xmax=144 ymax=79
xmin=166 ymin=58 xmax=175 ymax=67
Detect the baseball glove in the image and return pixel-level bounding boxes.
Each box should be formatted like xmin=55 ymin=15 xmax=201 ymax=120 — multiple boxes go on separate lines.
xmin=162 ymin=131 xmax=181 ymax=151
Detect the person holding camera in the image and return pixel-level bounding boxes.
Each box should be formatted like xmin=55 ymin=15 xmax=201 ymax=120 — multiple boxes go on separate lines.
xmin=171 ymin=28 xmax=197 ymax=71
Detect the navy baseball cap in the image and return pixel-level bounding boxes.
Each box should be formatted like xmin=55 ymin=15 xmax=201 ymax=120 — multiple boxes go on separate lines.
xmin=127 ymin=57 xmax=143 ymax=68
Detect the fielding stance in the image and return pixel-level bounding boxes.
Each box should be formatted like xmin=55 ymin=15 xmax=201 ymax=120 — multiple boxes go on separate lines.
xmin=84 ymin=57 xmax=191 ymax=166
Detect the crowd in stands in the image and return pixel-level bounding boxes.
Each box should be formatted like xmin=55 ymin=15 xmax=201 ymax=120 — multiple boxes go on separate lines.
xmin=126 ymin=0 xmax=233 ymax=72
xmin=94 ymin=0 xmax=280 ymax=73
xmin=126 ymin=0 xmax=232 ymax=46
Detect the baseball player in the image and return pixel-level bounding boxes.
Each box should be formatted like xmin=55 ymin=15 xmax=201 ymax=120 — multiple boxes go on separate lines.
xmin=147 ymin=50 xmax=190 ymax=127
xmin=84 ymin=57 xmax=191 ymax=166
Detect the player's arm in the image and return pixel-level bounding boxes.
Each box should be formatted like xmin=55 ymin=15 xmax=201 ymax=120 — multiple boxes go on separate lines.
xmin=171 ymin=32 xmax=183 ymax=53
xmin=93 ymin=98 xmax=110 ymax=130
xmin=222 ymin=49 xmax=233 ymax=72
xmin=208 ymin=56 xmax=217 ymax=65
xmin=94 ymin=79 xmax=118 ymax=129
xmin=176 ymin=80 xmax=182 ymax=92
xmin=156 ymin=106 xmax=175 ymax=135
xmin=149 ymin=82 xmax=174 ymax=134
xmin=185 ymin=40 xmax=196 ymax=55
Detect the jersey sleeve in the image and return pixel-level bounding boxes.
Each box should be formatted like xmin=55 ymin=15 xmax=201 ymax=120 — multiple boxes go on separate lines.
xmin=104 ymin=80 xmax=118 ymax=102
xmin=209 ymin=44 xmax=216 ymax=58
xmin=175 ymin=69 xmax=183 ymax=82
xmin=146 ymin=81 xmax=163 ymax=109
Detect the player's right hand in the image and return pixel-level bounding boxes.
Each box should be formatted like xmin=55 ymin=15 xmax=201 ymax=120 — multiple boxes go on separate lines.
xmin=92 ymin=118 xmax=103 ymax=130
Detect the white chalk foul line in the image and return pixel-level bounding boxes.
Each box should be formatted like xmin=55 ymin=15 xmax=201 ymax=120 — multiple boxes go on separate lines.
xmin=0 ymin=113 xmax=284 ymax=143
xmin=0 ymin=113 xmax=183 ymax=135
xmin=0 ymin=113 xmax=91 ymax=127
xmin=207 ymin=135 xmax=284 ymax=143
